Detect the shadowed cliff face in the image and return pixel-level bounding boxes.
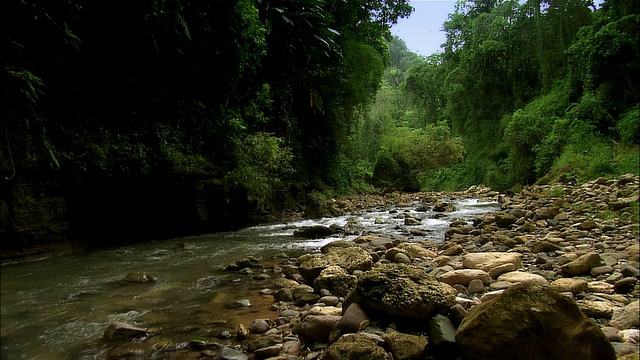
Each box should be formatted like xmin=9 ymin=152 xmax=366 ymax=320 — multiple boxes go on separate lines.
xmin=1 ymin=175 xmax=258 ymax=260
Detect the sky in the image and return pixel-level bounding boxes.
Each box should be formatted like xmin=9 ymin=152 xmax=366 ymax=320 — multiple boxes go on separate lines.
xmin=391 ymin=0 xmax=458 ymax=56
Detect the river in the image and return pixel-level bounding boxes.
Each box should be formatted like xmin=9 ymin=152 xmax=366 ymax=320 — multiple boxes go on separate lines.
xmin=1 ymin=198 xmax=499 ymax=359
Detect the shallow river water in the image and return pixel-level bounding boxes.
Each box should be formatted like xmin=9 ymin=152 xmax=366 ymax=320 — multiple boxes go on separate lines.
xmin=1 ymin=198 xmax=499 ymax=359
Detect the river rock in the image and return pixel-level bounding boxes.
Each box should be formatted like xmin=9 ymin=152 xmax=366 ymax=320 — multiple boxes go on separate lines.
xmin=215 ymin=346 xmax=248 ymax=360
xmin=609 ymin=301 xmax=640 ymax=330
xmin=497 ymin=271 xmax=548 ymax=286
xmin=313 ymin=266 xmax=357 ymax=297
xmin=251 ymin=319 xmax=271 ymax=334
xmin=428 ymin=314 xmax=457 ymax=349
xmin=437 ymin=269 xmax=491 ymax=286
xmin=576 ymin=300 xmax=618 ymax=318
xmin=297 ymin=245 xmax=372 ymax=282
xmin=123 ymin=272 xmax=156 ymax=283
xmin=103 ymin=321 xmax=148 ymax=342
xmin=225 ymin=256 xmax=263 ymax=271
xmin=253 ymin=344 xmax=282 ymax=358
xmin=433 ymin=201 xmax=455 ymax=212
xmin=294 ymin=225 xmax=342 ymax=239
xmin=338 ymin=303 xmax=369 ymax=333
xmin=293 ymin=314 xmax=342 ymax=345
xmin=323 ymin=333 xmax=390 ymax=360
xmin=386 ymin=243 xmax=437 ymax=261
xmin=382 ymin=332 xmax=428 ymax=360
xmin=494 ymin=213 xmax=517 ymax=228
xmin=356 ymin=263 xmax=457 ymax=320
xmin=550 ymin=278 xmax=588 ymax=294
xmin=561 ymin=252 xmax=602 ymax=276
xmin=441 ymin=244 xmax=463 ymax=256
xmin=462 ymin=252 xmax=522 ymax=272
xmin=531 ymin=240 xmax=561 ymax=253
xmin=614 ymin=277 xmax=638 ymax=294
xmin=456 ymin=284 xmax=616 ymax=360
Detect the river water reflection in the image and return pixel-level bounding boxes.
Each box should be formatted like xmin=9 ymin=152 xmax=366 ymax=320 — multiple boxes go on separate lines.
xmin=1 ymin=198 xmax=499 ymax=359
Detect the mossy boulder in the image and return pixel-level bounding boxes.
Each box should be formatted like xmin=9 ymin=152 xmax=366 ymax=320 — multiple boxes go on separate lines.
xmin=355 ymin=263 xmax=457 ymax=320
xmin=297 ymin=244 xmax=372 ymax=282
xmin=456 ymin=284 xmax=616 ymax=360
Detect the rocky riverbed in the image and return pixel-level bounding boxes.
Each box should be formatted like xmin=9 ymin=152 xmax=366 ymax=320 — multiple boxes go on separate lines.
xmin=98 ymin=174 xmax=639 ymax=360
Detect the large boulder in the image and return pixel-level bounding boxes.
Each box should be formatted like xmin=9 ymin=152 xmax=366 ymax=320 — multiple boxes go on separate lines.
xmin=356 ymin=263 xmax=457 ymax=320
xmin=323 ymin=334 xmax=390 ymax=360
xmin=462 ymin=252 xmax=522 ymax=272
xmin=297 ymin=245 xmax=373 ymax=282
xmin=456 ymin=284 xmax=616 ymax=360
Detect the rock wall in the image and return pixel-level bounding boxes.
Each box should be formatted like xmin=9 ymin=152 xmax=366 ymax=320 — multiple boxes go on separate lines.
xmin=0 ymin=175 xmax=263 ymax=261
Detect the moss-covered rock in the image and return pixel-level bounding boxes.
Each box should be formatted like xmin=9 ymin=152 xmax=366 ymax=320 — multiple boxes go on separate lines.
xmin=323 ymin=334 xmax=390 ymax=360
xmin=356 ymin=263 xmax=457 ymax=320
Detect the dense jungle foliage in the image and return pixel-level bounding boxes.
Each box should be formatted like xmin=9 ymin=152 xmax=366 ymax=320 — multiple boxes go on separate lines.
xmin=374 ymin=0 xmax=639 ymax=191
xmin=1 ymin=0 xmax=639 ymax=210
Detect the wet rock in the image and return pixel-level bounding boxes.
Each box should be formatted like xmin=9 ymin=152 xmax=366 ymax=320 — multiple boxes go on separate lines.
xmin=561 ymin=252 xmax=603 ymax=276
xmin=103 ymin=321 xmax=148 ymax=342
xmin=237 ymin=323 xmax=249 ymax=339
xmin=123 ymin=272 xmax=156 ymax=283
xmin=324 ymin=333 xmax=390 ymax=360
xmin=433 ymin=200 xmax=456 ymax=212
xmin=456 ymin=284 xmax=616 ymax=360
xmin=404 ymin=217 xmax=421 ymax=226
xmin=294 ymin=225 xmax=342 ymax=239
xmin=382 ymin=331 xmax=428 ymax=360
xmin=225 ymin=256 xmax=263 ymax=271
xmin=609 ymin=301 xmax=640 ymax=330
xmin=251 ymin=319 xmax=271 ymax=334
xmin=227 ymin=299 xmax=251 ymax=309
xmin=253 ymin=344 xmax=282 ymax=358
xmin=216 ymin=345 xmax=249 ymax=360
xmin=462 ymin=252 xmax=522 ymax=272
xmin=293 ymin=314 xmax=342 ymax=345
xmin=356 ymin=263 xmax=457 ymax=320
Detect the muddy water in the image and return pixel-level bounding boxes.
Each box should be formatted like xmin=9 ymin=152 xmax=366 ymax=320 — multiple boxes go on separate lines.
xmin=0 ymin=198 xmax=499 ymax=359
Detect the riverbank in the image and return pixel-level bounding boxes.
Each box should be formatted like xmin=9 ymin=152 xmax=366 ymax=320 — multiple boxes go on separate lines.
xmin=93 ymin=174 xmax=639 ymax=359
